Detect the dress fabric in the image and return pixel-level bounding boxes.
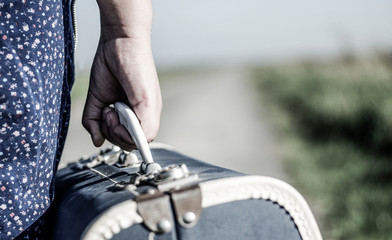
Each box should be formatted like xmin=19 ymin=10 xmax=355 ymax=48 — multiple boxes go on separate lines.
xmin=0 ymin=0 xmax=75 ymax=239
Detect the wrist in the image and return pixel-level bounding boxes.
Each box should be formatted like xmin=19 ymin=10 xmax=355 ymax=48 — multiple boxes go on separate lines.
xmin=97 ymin=0 xmax=152 ymax=42
xmin=100 ymin=26 xmax=151 ymax=43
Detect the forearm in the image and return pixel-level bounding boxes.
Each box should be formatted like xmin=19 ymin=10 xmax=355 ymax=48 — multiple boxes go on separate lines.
xmin=96 ymin=0 xmax=153 ymax=42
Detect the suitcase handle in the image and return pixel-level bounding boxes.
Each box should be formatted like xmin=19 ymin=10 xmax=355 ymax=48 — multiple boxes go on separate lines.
xmin=114 ymin=102 xmax=161 ymax=174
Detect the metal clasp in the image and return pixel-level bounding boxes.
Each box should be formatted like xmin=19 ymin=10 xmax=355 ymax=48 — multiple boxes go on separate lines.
xmin=72 ymin=145 xmax=142 ymax=170
xmin=132 ymin=164 xmax=199 ymax=192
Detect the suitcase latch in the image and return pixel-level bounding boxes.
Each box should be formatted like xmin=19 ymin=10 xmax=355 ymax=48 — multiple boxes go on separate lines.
xmin=170 ymin=185 xmax=202 ymax=228
xmin=136 ymin=184 xmax=202 ymax=234
xmin=132 ymin=164 xmax=199 ymax=192
xmin=134 ymin=164 xmax=202 ymax=233
xmin=136 ymin=191 xmax=174 ymax=234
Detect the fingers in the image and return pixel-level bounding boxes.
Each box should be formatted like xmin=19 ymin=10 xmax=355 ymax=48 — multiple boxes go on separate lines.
xmin=132 ymin=101 xmax=161 ymax=143
xmin=83 ymin=97 xmax=137 ymax=150
xmin=82 ymin=93 xmax=105 ymax=147
xmin=83 ymin=98 xmax=157 ymax=150
xmin=100 ymin=107 xmax=136 ymax=151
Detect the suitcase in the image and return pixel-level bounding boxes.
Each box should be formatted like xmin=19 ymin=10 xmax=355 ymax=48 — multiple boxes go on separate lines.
xmin=52 ymin=144 xmax=322 ymax=240
xmin=52 ymin=103 xmax=322 ymax=240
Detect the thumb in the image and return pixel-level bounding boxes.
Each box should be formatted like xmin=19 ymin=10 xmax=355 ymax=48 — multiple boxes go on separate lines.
xmin=82 ymin=92 xmax=105 ymax=147
xmin=132 ymin=102 xmax=161 ymax=143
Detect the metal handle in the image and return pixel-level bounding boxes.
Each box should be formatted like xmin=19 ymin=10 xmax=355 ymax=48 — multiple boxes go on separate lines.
xmin=114 ymin=102 xmax=161 ymax=173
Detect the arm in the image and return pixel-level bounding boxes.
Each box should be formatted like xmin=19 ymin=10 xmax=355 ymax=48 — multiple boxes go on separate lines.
xmin=82 ymin=0 xmax=162 ymax=150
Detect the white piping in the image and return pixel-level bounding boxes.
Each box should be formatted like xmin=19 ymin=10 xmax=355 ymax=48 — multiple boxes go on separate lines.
xmin=200 ymin=176 xmax=323 ymax=240
xmin=80 ymin=175 xmax=323 ymax=240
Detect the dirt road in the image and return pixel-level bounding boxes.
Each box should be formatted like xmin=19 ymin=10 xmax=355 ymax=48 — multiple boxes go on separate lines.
xmin=61 ymin=67 xmax=289 ymax=181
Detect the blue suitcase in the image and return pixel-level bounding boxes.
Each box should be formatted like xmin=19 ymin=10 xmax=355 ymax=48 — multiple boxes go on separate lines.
xmin=52 ymin=144 xmax=323 ymax=240
xmin=53 ymin=103 xmax=322 ymax=239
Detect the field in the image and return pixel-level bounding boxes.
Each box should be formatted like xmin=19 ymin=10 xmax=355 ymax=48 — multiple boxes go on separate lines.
xmin=253 ymin=53 xmax=392 ymax=240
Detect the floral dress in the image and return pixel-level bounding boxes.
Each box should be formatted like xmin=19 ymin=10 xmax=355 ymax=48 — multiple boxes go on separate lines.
xmin=0 ymin=0 xmax=75 ymax=239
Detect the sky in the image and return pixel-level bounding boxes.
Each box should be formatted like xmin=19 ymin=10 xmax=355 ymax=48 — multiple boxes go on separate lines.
xmin=75 ymin=0 xmax=392 ymax=70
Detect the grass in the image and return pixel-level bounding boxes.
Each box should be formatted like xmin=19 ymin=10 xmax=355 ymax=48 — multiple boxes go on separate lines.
xmin=253 ymin=53 xmax=392 ymax=240
xmin=71 ymin=72 xmax=90 ymax=101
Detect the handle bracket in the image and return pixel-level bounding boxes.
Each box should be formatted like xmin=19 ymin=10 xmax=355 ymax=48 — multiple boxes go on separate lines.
xmin=114 ymin=102 xmax=161 ymax=174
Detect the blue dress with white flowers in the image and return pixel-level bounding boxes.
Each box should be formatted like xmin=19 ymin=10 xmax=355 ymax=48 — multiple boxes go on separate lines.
xmin=0 ymin=0 xmax=75 ymax=238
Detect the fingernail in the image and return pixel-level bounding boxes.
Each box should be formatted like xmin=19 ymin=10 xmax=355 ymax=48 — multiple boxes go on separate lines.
xmin=106 ymin=114 xmax=112 ymax=127
xmin=103 ymin=107 xmax=113 ymax=116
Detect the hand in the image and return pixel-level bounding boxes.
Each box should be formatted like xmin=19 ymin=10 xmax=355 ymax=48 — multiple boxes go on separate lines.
xmin=82 ymin=37 xmax=162 ymax=151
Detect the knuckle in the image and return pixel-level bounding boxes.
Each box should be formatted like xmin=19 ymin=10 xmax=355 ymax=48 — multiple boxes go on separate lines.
xmin=81 ymin=118 xmax=89 ymax=129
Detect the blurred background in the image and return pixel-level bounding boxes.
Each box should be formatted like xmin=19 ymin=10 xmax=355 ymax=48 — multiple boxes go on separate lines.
xmin=62 ymin=0 xmax=392 ymax=239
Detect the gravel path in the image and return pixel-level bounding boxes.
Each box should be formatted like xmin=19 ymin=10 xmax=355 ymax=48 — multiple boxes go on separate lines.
xmin=61 ymin=67 xmax=289 ymax=182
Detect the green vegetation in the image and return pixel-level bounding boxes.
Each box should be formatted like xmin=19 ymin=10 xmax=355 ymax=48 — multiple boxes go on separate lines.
xmin=253 ymin=53 xmax=392 ymax=240
xmin=71 ymin=72 xmax=90 ymax=101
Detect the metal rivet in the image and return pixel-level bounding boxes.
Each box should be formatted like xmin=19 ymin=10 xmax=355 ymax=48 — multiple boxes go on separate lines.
xmin=147 ymin=189 xmax=156 ymax=195
xmin=183 ymin=211 xmax=196 ymax=224
xmin=120 ymin=152 xmax=140 ymax=165
xmin=157 ymin=219 xmax=172 ymax=233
